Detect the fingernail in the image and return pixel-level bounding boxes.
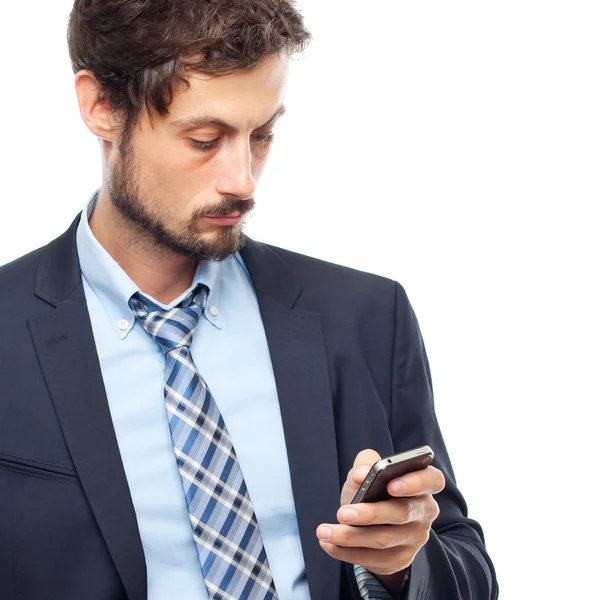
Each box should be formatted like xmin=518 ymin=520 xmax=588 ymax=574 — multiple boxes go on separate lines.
xmin=391 ymin=481 xmax=407 ymax=494
xmin=317 ymin=526 xmax=332 ymax=540
xmin=339 ymin=508 xmax=358 ymax=522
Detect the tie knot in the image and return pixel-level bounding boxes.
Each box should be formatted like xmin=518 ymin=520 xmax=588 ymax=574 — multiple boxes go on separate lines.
xmin=129 ymin=286 xmax=208 ymax=354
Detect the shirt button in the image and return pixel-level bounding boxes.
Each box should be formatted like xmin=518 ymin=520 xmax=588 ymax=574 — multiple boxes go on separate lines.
xmin=118 ymin=319 xmax=129 ymax=331
xmin=209 ymin=306 xmax=219 ymax=317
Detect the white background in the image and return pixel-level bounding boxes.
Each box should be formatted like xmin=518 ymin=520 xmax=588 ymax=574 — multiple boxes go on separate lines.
xmin=1 ymin=1 xmax=599 ymax=598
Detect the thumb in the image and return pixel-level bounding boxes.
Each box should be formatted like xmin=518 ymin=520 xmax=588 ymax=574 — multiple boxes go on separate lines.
xmin=353 ymin=448 xmax=381 ymax=470
xmin=340 ymin=449 xmax=381 ymax=506
xmin=351 ymin=448 xmax=381 ymax=486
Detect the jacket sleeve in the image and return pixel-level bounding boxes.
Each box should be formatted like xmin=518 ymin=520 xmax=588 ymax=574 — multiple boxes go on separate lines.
xmin=389 ymin=282 xmax=499 ymax=600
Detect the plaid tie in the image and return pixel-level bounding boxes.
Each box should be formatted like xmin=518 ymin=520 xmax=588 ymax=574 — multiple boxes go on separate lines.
xmin=353 ymin=564 xmax=397 ymax=598
xmin=129 ymin=287 xmax=278 ymax=600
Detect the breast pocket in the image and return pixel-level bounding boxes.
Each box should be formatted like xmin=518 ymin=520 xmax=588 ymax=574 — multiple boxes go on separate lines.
xmin=0 ymin=451 xmax=79 ymax=483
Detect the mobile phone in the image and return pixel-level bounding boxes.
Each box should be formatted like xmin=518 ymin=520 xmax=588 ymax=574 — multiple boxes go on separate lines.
xmin=351 ymin=445 xmax=434 ymax=504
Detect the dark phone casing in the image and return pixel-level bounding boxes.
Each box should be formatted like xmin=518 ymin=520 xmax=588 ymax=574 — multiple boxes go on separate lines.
xmin=351 ymin=445 xmax=434 ymax=504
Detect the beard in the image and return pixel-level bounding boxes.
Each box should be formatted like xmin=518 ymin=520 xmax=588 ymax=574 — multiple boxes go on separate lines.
xmin=107 ymin=142 xmax=255 ymax=262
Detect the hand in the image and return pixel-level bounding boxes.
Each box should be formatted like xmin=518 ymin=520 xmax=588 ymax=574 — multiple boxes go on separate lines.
xmin=316 ymin=449 xmax=445 ymax=580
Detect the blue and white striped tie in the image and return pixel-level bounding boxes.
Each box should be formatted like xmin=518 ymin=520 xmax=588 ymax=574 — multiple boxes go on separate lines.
xmin=130 ymin=287 xmax=278 ymax=600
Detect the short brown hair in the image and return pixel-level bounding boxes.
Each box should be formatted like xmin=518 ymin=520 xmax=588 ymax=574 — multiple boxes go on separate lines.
xmin=67 ymin=0 xmax=311 ymax=135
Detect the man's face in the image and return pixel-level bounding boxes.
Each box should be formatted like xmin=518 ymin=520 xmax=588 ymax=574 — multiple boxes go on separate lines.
xmin=108 ymin=53 xmax=288 ymax=261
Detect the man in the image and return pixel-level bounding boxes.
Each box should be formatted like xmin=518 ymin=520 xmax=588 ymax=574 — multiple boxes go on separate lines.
xmin=0 ymin=1 xmax=498 ymax=599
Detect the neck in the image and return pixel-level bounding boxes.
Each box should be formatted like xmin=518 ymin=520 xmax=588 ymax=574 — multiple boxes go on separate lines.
xmin=89 ymin=188 xmax=198 ymax=305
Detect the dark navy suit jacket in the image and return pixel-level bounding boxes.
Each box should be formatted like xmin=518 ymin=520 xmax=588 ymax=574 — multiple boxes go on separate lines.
xmin=0 ymin=215 xmax=498 ymax=600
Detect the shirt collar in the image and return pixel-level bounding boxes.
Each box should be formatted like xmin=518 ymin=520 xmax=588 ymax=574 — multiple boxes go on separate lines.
xmin=76 ymin=190 xmax=223 ymax=339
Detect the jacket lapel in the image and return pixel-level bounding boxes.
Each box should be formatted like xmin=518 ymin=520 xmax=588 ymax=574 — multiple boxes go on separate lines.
xmin=241 ymin=239 xmax=342 ymax=600
xmin=28 ymin=215 xmax=147 ymax=600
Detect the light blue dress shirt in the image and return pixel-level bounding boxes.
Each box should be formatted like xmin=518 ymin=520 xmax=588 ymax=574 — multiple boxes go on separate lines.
xmin=76 ymin=192 xmax=390 ymax=599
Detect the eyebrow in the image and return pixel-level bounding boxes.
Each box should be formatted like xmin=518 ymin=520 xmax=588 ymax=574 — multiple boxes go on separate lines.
xmin=170 ymin=105 xmax=286 ymax=133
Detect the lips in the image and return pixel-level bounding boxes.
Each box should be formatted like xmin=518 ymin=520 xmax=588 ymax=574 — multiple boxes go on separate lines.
xmin=203 ymin=214 xmax=244 ymax=225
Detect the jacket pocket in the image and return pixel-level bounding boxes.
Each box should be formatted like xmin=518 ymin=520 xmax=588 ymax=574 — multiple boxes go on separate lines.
xmin=0 ymin=452 xmax=79 ymax=484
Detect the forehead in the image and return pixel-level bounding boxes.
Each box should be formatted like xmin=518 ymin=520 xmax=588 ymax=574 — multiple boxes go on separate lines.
xmin=167 ymin=53 xmax=289 ymax=127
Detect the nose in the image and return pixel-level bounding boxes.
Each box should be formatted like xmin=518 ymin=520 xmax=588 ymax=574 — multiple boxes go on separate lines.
xmin=215 ymin=139 xmax=257 ymax=200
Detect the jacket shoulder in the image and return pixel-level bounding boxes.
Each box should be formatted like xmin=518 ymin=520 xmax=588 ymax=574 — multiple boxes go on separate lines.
xmin=0 ymin=245 xmax=46 ymax=310
xmin=260 ymin=242 xmax=406 ymax=302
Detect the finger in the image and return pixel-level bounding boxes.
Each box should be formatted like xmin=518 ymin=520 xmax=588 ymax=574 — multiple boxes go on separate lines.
xmin=318 ymin=541 xmax=413 ymax=576
xmin=386 ymin=466 xmax=446 ymax=497
xmin=352 ymin=466 xmax=370 ymax=487
xmin=316 ymin=522 xmax=422 ymax=550
xmin=353 ymin=449 xmax=381 ymax=470
xmin=345 ymin=463 xmax=371 ymax=487
xmin=341 ymin=450 xmax=382 ymax=505
xmin=338 ymin=495 xmax=440 ymax=526
xmin=340 ymin=463 xmax=372 ymax=506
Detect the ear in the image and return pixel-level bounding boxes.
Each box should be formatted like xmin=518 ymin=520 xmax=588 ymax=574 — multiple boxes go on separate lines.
xmin=74 ymin=70 xmax=120 ymax=142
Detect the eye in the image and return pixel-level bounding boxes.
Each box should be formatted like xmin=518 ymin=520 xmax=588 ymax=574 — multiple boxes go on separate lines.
xmin=252 ymin=133 xmax=274 ymax=145
xmin=188 ymin=133 xmax=274 ymax=152
xmin=189 ymin=138 xmax=220 ymax=151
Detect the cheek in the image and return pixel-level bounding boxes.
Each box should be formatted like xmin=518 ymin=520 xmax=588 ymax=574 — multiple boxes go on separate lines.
xmin=137 ymin=142 xmax=213 ymax=193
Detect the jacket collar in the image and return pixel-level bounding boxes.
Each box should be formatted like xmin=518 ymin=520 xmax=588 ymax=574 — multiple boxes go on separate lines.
xmin=34 ymin=213 xmax=303 ymax=311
